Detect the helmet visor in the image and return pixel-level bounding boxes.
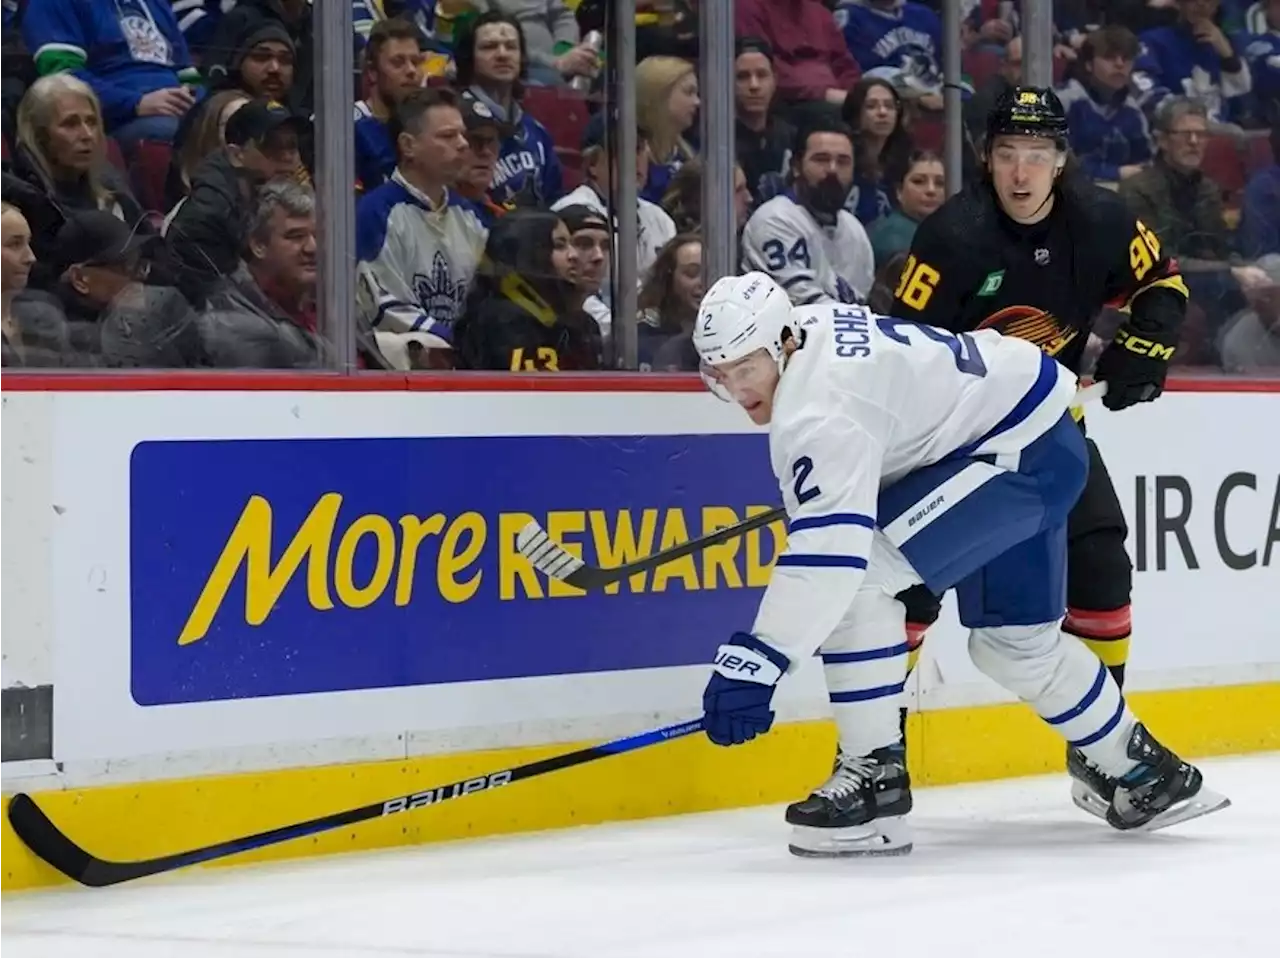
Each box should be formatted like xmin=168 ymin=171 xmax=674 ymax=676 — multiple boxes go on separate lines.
xmin=699 ymin=348 xmax=775 ymax=404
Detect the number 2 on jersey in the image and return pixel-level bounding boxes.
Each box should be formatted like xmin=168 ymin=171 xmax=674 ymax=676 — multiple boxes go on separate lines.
xmin=792 ymin=456 xmax=821 ymax=505
xmin=877 ymin=318 xmax=987 ymax=377
xmin=893 ymin=254 xmax=940 ymax=310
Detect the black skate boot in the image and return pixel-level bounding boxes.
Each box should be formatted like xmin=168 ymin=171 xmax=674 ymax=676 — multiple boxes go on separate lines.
xmin=1106 ymin=723 xmax=1231 ymax=832
xmin=785 ymin=745 xmax=913 ymax=857
xmin=1066 ymin=744 xmax=1116 ymax=821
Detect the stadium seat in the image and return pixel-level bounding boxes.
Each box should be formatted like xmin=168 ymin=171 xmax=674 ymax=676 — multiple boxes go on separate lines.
xmin=522 ymin=87 xmax=589 ymax=155
xmin=129 ymin=140 xmax=174 ymax=214
xmin=910 ymin=114 xmax=944 ymax=153
xmin=1245 ymin=132 xmax=1274 ymax=174
xmin=1201 ymin=134 xmax=1246 ymax=202
xmin=962 ymin=48 xmax=1002 ymax=91
xmin=105 ymin=137 xmax=127 ymax=175
xmin=557 ymin=148 xmax=583 ymax=191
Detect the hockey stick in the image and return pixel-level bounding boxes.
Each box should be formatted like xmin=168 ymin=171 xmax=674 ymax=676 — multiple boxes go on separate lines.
xmin=6 ymin=718 xmax=703 ymax=888
xmin=519 ymin=381 xmax=1110 ymax=592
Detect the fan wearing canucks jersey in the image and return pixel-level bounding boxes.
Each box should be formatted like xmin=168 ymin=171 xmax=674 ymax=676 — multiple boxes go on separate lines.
xmin=834 ymin=1 xmax=944 ymax=98
xmin=692 ymin=272 xmax=1229 ymax=858
xmin=455 ymin=11 xmax=563 ymax=210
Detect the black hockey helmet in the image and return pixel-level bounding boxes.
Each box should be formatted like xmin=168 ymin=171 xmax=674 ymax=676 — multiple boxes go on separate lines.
xmin=986 ymin=86 xmax=1069 ymax=150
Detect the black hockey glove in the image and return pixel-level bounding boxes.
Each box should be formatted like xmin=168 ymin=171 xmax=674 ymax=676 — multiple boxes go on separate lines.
xmin=1093 ymin=324 xmax=1177 ymax=412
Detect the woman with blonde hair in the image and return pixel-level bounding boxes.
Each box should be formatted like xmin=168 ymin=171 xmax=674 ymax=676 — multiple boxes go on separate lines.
xmin=1 ymin=201 xmax=67 ymax=366
xmin=636 ymin=56 xmax=700 ymax=203
xmin=4 ymin=74 xmax=147 ymax=288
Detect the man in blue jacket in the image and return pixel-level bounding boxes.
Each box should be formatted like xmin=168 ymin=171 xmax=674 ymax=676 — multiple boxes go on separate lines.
xmin=23 ymin=0 xmax=203 ymax=147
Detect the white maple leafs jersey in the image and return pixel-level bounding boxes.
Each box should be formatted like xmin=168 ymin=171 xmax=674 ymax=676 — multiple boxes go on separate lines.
xmin=356 ymin=171 xmax=488 ymax=342
xmin=741 ymin=193 xmax=876 ymax=307
xmin=751 ymin=303 xmax=1077 ymax=665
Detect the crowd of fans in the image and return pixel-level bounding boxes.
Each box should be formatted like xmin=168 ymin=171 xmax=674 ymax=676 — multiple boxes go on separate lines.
xmin=0 ymin=1 xmax=1276 ymax=373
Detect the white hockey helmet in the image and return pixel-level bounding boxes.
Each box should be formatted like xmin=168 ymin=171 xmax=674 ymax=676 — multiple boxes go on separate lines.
xmin=693 ymin=272 xmax=794 ymax=400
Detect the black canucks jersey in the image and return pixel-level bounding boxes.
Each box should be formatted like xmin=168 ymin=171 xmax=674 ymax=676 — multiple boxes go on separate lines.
xmin=890 ymin=178 xmax=1188 ymax=374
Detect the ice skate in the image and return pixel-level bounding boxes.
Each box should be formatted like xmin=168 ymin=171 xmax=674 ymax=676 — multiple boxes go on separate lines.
xmin=1107 ymin=724 xmax=1231 ymax=832
xmin=786 ymin=746 xmax=913 ymax=858
xmin=1066 ymin=744 xmax=1116 ymax=821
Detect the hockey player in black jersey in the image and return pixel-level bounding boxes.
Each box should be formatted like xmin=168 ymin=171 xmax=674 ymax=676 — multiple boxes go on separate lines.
xmin=874 ymin=86 xmax=1193 ymax=822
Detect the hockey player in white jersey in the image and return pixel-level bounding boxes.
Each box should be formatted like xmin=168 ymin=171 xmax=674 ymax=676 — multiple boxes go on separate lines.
xmin=741 ymin=121 xmax=875 ymax=307
xmin=694 ymin=272 xmax=1228 ymax=857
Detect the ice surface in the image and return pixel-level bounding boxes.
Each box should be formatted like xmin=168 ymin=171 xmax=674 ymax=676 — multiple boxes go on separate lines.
xmin=4 ymin=754 xmax=1276 ymax=958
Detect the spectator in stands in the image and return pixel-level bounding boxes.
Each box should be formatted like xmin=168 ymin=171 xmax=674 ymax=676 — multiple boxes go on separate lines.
xmin=167 ymin=98 xmax=307 ymax=297
xmin=453 ymin=209 xmax=601 ymax=370
xmin=866 ymin=148 xmax=943 ymax=267
xmin=660 ymin=158 xmax=752 ymax=235
xmin=636 ymin=56 xmax=700 ymax=203
xmin=455 ymin=93 xmax=512 ymax=225
xmin=216 ymin=22 xmax=297 ymax=103
xmin=171 ymin=0 xmax=233 ymax=57
xmin=636 ymin=232 xmax=703 ymax=371
xmin=455 ymin=11 xmax=562 ymax=208
xmin=208 ymin=0 xmax=314 ymax=115
xmin=1239 ymin=123 xmax=1280 ymax=256
xmin=735 ymin=0 xmax=862 ymax=120
xmin=1 ymin=200 xmax=67 ymax=366
xmin=36 ymin=209 xmax=202 ymax=366
xmin=1219 ymin=251 xmax=1280 ymax=369
xmin=1059 ymin=25 xmax=1154 ymax=183
xmin=552 ymin=112 xmax=677 ymax=287
xmin=835 ymin=1 xmax=945 ymax=110
xmin=734 ymin=37 xmax=796 ymax=205
xmin=355 ymin=17 xmax=425 ymax=195
xmin=356 ymin=87 xmax=485 ymax=349
xmin=5 ymin=75 xmax=148 ymax=290
xmin=965 ymin=34 xmax=1021 ymax=147
xmin=1134 ymin=0 xmax=1252 ymax=124
xmin=741 ymin=119 xmax=876 ymax=305
xmin=1240 ymin=0 xmax=1279 ymax=124
xmin=165 ymin=89 xmax=249 ymax=211
xmin=634 ymin=0 xmax=700 ymax=62
xmin=470 ymin=0 xmax=599 ymax=87
xmin=557 ymin=203 xmax=612 ymax=352
xmin=1120 ymin=96 xmax=1269 ymax=344
xmin=354 ymin=0 xmax=469 ymax=80
xmin=22 ymin=0 xmax=202 ymax=147
xmin=199 ymin=180 xmax=328 ymax=368
xmin=841 ymin=77 xmax=910 ymax=224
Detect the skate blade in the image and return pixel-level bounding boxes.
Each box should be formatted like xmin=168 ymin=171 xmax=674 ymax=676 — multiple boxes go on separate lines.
xmin=1132 ymin=786 xmax=1231 ymax=833
xmin=1070 ymin=780 xmax=1111 ymax=822
xmin=788 ymin=817 xmax=913 ymax=859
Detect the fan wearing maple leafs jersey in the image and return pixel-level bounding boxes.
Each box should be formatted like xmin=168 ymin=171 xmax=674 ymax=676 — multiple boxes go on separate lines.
xmin=890 ymin=86 xmax=1188 ymax=822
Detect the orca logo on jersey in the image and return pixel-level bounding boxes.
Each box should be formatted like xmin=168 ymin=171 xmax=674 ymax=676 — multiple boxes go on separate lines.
xmin=976 ymin=305 xmax=1078 ymax=357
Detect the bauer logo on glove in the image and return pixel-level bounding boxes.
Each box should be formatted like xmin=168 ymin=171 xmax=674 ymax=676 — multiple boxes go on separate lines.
xmin=702 ymin=632 xmax=789 ymax=747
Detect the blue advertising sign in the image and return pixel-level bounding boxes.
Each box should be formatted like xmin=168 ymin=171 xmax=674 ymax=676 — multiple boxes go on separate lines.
xmin=129 ymin=435 xmax=782 ymax=705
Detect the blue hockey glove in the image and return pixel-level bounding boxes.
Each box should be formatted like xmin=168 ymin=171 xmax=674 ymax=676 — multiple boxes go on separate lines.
xmin=702 ymin=632 xmax=790 ymax=747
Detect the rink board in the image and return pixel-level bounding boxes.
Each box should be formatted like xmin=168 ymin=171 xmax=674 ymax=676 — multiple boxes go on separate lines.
xmin=2 ymin=377 xmax=1278 ymax=892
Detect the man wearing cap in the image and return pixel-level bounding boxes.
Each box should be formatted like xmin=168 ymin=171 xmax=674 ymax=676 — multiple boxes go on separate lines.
xmin=455 ymin=93 xmax=516 ymax=225
xmin=354 ymin=17 xmax=426 ymax=196
xmin=19 ymin=209 xmax=202 ymax=366
xmin=22 ymin=0 xmax=203 ymax=147
xmin=556 ymin=203 xmax=613 ymax=348
xmin=220 ymin=21 xmax=297 ymax=103
xmin=551 ymin=112 xmax=677 ymax=285
xmin=167 ymin=98 xmax=308 ymax=296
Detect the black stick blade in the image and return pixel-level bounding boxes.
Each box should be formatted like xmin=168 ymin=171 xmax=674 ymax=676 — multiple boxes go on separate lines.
xmin=8 ymin=793 xmax=100 ymax=886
